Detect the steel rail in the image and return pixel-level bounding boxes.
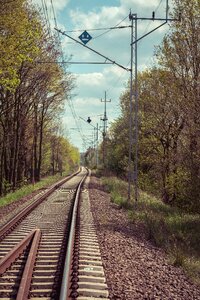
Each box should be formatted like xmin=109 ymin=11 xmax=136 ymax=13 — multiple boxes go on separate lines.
xmin=0 ymin=169 xmax=81 ymax=241
xmin=59 ymin=169 xmax=88 ymax=300
xmin=16 ymin=229 xmax=41 ymax=300
xmin=0 ymin=229 xmax=38 ymax=275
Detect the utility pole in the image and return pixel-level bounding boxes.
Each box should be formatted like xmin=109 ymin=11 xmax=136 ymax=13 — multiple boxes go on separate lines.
xmin=101 ymin=91 xmax=111 ymax=167
xmin=96 ymin=123 xmax=99 ymax=167
xmin=128 ymin=12 xmax=134 ymax=202
xmin=128 ymin=12 xmax=139 ymax=203
xmin=56 ymin=0 xmax=180 ymax=201
xmin=127 ymin=0 xmax=180 ymax=202
xmin=79 ymin=116 xmax=100 ymax=168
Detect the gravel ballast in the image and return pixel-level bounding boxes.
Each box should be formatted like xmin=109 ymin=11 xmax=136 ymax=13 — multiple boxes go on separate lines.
xmin=0 ymin=174 xmax=199 ymax=299
xmin=89 ymin=175 xmax=200 ymax=300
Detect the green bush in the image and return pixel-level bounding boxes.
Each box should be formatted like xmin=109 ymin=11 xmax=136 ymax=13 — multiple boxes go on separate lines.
xmin=0 ymin=173 xmax=65 ymax=208
xmin=102 ymin=175 xmax=200 ymax=284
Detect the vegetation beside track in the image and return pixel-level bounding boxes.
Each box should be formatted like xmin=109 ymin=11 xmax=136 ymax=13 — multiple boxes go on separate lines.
xmin=101 ymin=175 xmax=200 ymax=285
xmin=0 ymin=0 xmax=79 ymax=196
xmin=99 ymin=0 xmax=200 ymax=215
xmin=0 ymin=172 xmax=72 ymax=208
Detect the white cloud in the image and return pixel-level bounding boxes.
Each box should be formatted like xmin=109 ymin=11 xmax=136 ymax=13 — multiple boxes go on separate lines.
xmin=30 ymin=0 xmax=169 ymax=151
xmin=63 ymin=0 xmax=168 ymax=66
xmin=76 ymin=72 xmax=104 ymax=88
xmin=52 ymin=0 xmax=70 ymax=11
xmin=121 ymin=0 xmax=161 ymax=9
xmin=73 ymin=66 xmax=128 ymax=100
xmin=32 ymin=0 xmax=69 ymax=11
xmin=104 ymin=65 xmax=127 ymax=78
xmin=69 ymin=6 xmax=126 ymax=30
xmin=61 ymin=1 xmax=170 ymax=151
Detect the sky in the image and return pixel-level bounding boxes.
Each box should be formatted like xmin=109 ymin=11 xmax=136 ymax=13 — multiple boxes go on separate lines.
xmin=32 ymin=0 xmax=172 ymax=152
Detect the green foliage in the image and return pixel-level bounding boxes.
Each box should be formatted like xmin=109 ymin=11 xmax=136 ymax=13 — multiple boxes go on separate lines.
xmin=102 ymin=175 xmax=200 ymax=283
xmin=0 ymin=0 xmax=42 ymax=91
xmin=102 ymin=176 xmax=128 ymax=197
xmin=102 ymin=177 xmax=131 ymax=208
xmin=2 ymin=179 xmax=12 ymax=194
xmin=105 ymin=0 xmax=200 ymax=213
xmin=0 ymin=0 xmax=76 ymax=195
xmin=0 ymin=174 xmax=65 ymax=208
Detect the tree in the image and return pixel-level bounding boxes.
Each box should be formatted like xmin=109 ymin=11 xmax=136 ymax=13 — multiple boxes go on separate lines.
xmin=138 ymin=69 xmax=185 ymax=203
xmin=156 ymin=0 xmax=200 ymax=210
xmin=0 ymin=0 xmax=77 ymax=195
xmin=0 ymin=0 xmax=43 ymax=192
xmin=105 ymin=0 xmax=200 ymax=212
xmin=0 ymin=0 xmax=41 ymax=91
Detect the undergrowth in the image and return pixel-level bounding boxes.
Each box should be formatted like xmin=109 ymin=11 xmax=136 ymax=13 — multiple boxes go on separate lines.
xmin=0 ymin=172 xmax=69 ymax=208
xmin=102 ymin=176 xmax=200 ymax=285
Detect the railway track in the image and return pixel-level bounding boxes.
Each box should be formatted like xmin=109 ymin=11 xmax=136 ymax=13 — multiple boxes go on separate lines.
xmin=0 ymin=168 xmax=109 ymax=300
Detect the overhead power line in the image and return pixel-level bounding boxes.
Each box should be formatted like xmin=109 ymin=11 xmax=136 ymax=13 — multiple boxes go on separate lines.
xmin=64 ymin=25 xmax=131 ymax=33
xmin=93 ymin=14 xmax=129 ymax=40
xmin=43 ymin=0 xmax=87 ymax=149
xmin=62 ymin=15 xmax=130 ymax=41
xmin=41 ymin=0 xmax=52 ymax=36
xmin=50 ymin=0 xmax=58 ymax=29
xmin=55 ymin=28 xmax=130 ymax=72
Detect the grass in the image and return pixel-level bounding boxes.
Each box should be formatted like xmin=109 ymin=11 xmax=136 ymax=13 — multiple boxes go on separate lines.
xmin=0 ymin=172 xmax=69 ymax=208
xmin=102 ymin=176 xmax=200 ymax=285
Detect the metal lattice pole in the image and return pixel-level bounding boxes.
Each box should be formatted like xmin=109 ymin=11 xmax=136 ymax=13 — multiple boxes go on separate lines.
xmin=128 ymin=12 xmax=134 ymax=202
xmin=134 ymin=14 xmax=139 ymax=202
xmin=101 ymin=91 xmax=111 ymax=168
xmin=128 ymin=13 xmax=139 ymax=202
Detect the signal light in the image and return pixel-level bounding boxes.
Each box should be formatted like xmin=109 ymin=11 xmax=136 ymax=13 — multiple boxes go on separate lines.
xmin=87 ymin=117 xmax=91 ymax=123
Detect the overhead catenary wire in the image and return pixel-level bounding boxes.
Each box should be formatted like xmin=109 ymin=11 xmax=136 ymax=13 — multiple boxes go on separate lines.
xmin=142 ymin=0 xmax=165 ymax=34
xmin=54 ymin=13 xmax=131 ymax=114
xmin=64 ymin=24 xmax=131 ymax=33
xmin=106 ymin=0 xmax=167 ymax=97
xmin=92 ymin=15 xmax=130 ymax=40
xmin=97 ymin=3 xmax=160 ymax=95
xmin=45 ymin=0 xmax=87 ymax=149
xmin=50 ymin=0 xmax=58 ymax=29
xmin=41 ymin=0 xmax=52 ymax=36
xmin=55 ymin=28 xmax=130 ymax=72
xmin=43 ymin=0 xmax=170 ymax=152
xmin=62 ymin=15 xmax=130 ymax=41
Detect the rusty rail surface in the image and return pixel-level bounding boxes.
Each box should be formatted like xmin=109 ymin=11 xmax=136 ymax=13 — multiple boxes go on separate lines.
xmin=0 ymin=229 xmax=39 ymax=275
xmin=0 ymin=169 xmax=81 ymax=241
xmin=16 ymin=229 xmax=41 ymax=300
xmin=0 ymin=229 xmax=41 ymax=299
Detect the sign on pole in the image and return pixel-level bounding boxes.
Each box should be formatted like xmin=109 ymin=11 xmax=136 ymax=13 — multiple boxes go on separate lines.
xmin=79 ymin=30 xmax=92 ymax=44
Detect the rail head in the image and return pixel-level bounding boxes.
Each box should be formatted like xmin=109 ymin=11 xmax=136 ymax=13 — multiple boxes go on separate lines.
xmin=59 ymin=168 xmax=89 ymax=300
xmin=0 ymin=229 xmax=40 ymax=275
xmin=0 ymin=168 xmax=81 ymax=241
xmin=16 ymin=229 xmax=41 ymax=300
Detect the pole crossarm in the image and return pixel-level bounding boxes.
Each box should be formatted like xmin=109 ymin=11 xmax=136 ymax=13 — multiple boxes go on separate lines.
xmin=131 ymin=21 xmax=167 ymax=45
xmin=134 ymin=17 xmax=179 ymax=21
xmin=130 ymin=14 xmax=180 ymax=46
xmin=36 ymin=61 xmax=114 ymax=65
xmin=128 ymin=2 xmax=180 ymax=202
xmin=55 ymin=28 xmax=130 ymax=72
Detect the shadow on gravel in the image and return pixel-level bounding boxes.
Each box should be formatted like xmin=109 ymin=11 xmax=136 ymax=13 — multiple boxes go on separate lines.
xmin=90 ymin=176 xmax=149 ymax=243
xmin=89 ymin=181 xmax=108 ymax=193
xmin=98 ymin=221 xmax=147 ymax=242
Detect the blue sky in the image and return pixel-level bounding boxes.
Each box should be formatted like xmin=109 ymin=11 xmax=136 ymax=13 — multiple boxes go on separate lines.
xmin=33 ymin=0 xmax=172 ymax=151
